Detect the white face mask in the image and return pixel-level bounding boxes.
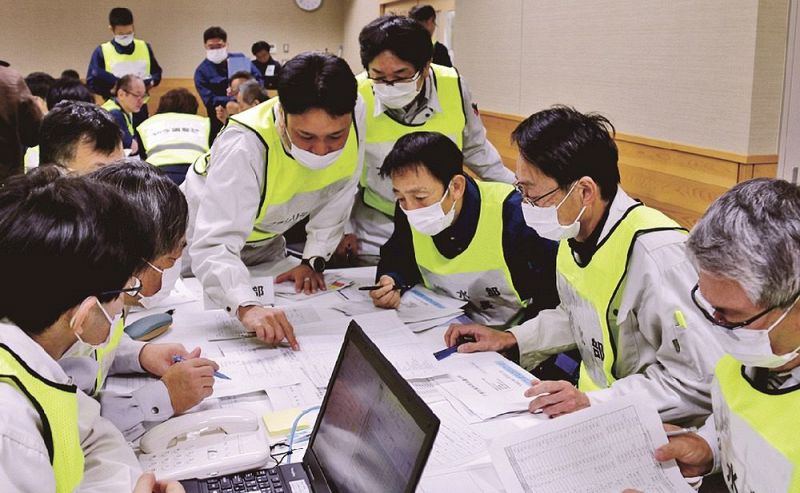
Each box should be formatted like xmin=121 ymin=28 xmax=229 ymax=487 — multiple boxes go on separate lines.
xmin=137 ymin=258 xmax=182 ymax=309
xmin=521 ymin=183 xmax=586 ymax=241
xmin=70 ymin=299 xmax=118 ymax=353
xmin=402 ymin=183 xmax=456 ymax=236
xmin=373 ymin=79 xmax=421 ymax=109
xmin=206 ymin=47 xmax=228 ymax=64
xmin=114 ymin=33 xmax=134 ymax=46
xmin=710 ymin=295 xmax=800 ymax=368
xmin=288 ymin=134 xmax=345 ymax=170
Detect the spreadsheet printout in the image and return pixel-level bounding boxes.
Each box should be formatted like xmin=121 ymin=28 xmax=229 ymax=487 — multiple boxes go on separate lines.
xmin=489 ymin=395 xmax=693 ymax=493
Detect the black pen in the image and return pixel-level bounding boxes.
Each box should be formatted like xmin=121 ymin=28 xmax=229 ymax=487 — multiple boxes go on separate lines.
xmin=358 ymin=285 xmax=403 ymax=291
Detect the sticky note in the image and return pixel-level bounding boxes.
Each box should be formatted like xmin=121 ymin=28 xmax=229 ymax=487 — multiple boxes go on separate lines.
xmin=263 ymin=407 xmax=313 ymax=436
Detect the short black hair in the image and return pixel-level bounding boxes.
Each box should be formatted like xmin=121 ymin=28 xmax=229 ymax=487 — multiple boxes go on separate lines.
xmin=278 ymin=52 xmax=356 ymax=117
xmin=61 ymin=69 xmax=81 ymax=80
xmin=25 ymin=72 xmax=55 ymax=100
xmin=252 ymin=41 xmax=271 ymax=55
xmin=409 ymin=5 xmax=436 ymax=22
xmin=109 ymin=7 xmax=133 ymax=27
xmin=46 ymin=78 xmax=95 ymax=110
xmin=88 ymin=159 xmax=188 ymax=258
xmin=359 ymin=15 xmax=433 ymax=72
xmin=156 ymin=88 xmax=198 ymax=114
xmin=39 ymin=101 xmax=122 ymax=166
xmin=380 ymin=131 xmax=463 ymax=188
xmin=512 ymin=105 xmax=619 ymax=201
xmin=0 ymin=171 xmax=154 ymax=334
xmin=203 ymin=26 xmax=227 ymax=43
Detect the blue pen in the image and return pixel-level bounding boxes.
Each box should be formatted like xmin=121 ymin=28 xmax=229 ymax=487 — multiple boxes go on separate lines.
xmin=172 ymin=355 xmax=231 ymax=380
xmin=433 ymin=335 xmax=476 ymax=361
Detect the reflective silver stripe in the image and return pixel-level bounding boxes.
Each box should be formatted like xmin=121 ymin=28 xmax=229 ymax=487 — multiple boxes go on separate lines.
xmin=147 ymin=142 xmax=208 ymax=155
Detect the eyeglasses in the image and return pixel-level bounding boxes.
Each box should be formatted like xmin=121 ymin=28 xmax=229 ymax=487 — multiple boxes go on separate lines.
xmin=514 ymin=182 xmax=561 ymax=206
xmin=368 ymin=70 xmax=423 ymax=86
xmin=99 ymin=277 xmax=143 ymax=298
xmin=690 ymin=283 xmax=779 ymax=330
xmin=123 ymin=89 xmax=150 ymax=103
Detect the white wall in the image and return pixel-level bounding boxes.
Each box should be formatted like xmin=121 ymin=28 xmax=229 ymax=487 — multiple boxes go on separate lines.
xmin=342 ymin=0 xmax=382 ymax=73
xmin=0 ymin=0 xmax=346 ymax=79
xmin=453 ymin=0 xmax=789 ymax=155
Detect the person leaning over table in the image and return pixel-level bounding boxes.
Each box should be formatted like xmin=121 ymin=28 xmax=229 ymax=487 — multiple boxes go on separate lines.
xmin=638 ymin=179 xmax=800 ymax=493
xmin=445 ymin=106 xmax=722 ymax=426
xmin=183 ymin=51 xmax=365 ymax=348
xmin=0 ymin=169 xmax=182 ymax=492
xmin=59 ymin=159 xmax=219 ymax=441
xmin=341 ymin=15 xmax=515 ymax=261
xmin=371 ymin=131 xmax=559 ymax=327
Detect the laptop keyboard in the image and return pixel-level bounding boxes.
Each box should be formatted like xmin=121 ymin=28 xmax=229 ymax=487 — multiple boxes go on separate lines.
xmin=200 ymin=467 xmax=285 ymax=493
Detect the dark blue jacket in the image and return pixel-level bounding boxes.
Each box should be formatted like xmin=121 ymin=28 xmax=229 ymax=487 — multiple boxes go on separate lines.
xmin=378 ymin=176 xmax=560 ymax=319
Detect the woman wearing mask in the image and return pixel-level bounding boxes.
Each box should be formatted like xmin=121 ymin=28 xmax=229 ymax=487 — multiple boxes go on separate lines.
xmin=102 ymin=73 xmax=146 ymax=155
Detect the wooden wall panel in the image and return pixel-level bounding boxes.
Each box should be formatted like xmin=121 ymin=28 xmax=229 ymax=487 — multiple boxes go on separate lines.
xmin=479 ymin=110 xmax=778 ymax=228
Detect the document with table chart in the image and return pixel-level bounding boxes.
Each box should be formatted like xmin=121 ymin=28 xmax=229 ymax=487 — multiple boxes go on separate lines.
xmin=489 ymin=395 xmax=694 ymax=493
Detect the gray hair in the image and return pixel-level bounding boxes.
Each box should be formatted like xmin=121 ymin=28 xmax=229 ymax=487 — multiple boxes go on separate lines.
xmin=687 ymin=178 xmax=800 ymax=308
xmin=238 ymin=79 xmax=268 ymax=106
xmin=86 ymin=157 xmax=188 ymax=258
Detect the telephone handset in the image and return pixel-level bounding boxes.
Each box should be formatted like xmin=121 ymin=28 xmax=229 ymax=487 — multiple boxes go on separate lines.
xmin=138 ymin=408 xmax=274 ymax=481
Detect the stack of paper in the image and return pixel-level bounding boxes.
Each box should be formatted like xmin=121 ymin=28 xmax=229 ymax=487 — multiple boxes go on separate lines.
xmin=436 ymin=352 xmax=537 ymax=422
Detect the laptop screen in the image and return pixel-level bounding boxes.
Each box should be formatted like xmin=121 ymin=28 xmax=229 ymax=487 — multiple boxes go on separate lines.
xmin=307 ymin=322 xmax=438 ymax=493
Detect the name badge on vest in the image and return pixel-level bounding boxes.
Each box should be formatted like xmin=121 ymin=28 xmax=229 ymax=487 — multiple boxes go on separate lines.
xmin=266 ymin=65 xmax=276 ymax=77
xmin=203 ymin=275 xmax=275 ymax=310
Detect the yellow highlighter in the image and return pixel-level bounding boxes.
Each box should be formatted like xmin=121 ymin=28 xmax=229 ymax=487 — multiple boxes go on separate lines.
xmin=674 ymin=310 xmax=688 ymax=329
xmin=672 ymin=310 xmax=687 ymax=353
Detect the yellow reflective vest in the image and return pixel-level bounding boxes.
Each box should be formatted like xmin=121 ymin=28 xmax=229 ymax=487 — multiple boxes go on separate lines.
xmin=357 ymin=64 xmax=466 ymax=217
xmin=0 ymin=344 xmax=84 ymax=492
xmin=713 ymin=354 xmax=800 ymax=492
xmin=410 ymin=180 xmax=526 ymax=325
xmin=138 ymin=113 xmax=210 ymax=166
xmin=555 ymin=203 xmax=686 ymax=391
xmin=101 ymin=39 xmax=151 ymax=78
xmin=101 ymin=98 xmax=134 ymax=136
xmin=196 ymin=97 xmax=360 ymax=243
xmin=91 ymin=316 xmax=126 ymax=395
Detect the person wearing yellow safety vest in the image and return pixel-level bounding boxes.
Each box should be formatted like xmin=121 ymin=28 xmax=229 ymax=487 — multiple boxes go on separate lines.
xmin=0 ymin=168 xmax=182 ymax=492
xmin=138 ymin=88 xmax=210 ymax=185
xmin=87 ymin=7 xmax=162 ymax=127
xmin=340 ymin=16 xmax=515 ymax=261
xmin=642 ymin=179 xmax=800 ymax=492
xmin=184 ymin=52 xmax=364 ymax=347
xmin=446 ymin=106 xmax=723 ymax=427
xmin=59 ymin=159 xmax=219 ymax=441
xmin=102 ymin=74 xmax=146 ymax=155
xmin=371 ymin=131 xmax=559 ymax=328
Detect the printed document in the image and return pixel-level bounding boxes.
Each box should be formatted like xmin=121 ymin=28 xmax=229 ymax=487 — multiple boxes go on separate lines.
xmin=489 ymin=395 xmax=693 ymax=493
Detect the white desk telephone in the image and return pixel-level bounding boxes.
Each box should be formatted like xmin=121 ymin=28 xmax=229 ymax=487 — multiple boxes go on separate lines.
xmin=138 ymin=409 xmax=274 ymax=481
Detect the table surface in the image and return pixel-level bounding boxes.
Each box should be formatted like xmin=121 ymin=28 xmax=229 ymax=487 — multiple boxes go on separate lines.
xmin=124 ymin=260 xmax=547 ymax=492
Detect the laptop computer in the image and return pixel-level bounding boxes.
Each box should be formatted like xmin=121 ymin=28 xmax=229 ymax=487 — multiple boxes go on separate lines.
xmin=181 ymin=320 xmax=440 ymax=493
